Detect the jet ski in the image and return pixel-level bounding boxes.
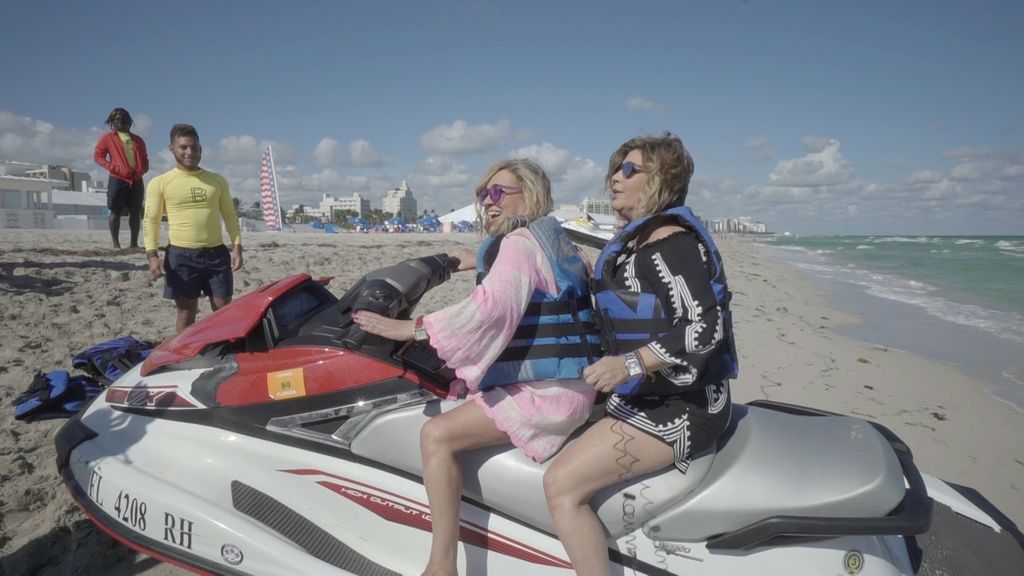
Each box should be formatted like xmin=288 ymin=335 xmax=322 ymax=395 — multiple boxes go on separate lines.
xmin=558 ymin=214 xmax=616 ymax=249
xmin=55 ymin=254 xmax=1024 ymax=575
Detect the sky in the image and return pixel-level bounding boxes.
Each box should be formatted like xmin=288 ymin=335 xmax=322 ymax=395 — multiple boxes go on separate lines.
xmin=1 ymin=0 xmax=1021 ymax=235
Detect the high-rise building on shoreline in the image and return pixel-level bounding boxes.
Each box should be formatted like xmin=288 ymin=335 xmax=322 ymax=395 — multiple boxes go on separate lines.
xmin=382 ymin=180 xmax=417 ymax=222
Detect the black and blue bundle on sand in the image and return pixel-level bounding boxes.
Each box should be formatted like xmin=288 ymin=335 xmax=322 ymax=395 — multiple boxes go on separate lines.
xmin=13 ymin=335 xmax=157 ymax=422
xmin=13 ymin=371 xmax=102 ymax=422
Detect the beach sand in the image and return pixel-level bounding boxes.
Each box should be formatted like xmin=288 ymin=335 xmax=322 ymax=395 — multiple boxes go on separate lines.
xmin=1 ymin=229 xmax=1020 ymax=575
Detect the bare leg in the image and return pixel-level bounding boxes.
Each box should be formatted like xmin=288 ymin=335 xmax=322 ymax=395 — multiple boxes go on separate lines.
xmin=174 ymin=299 xmax=199 ymax=333
xmin=420 ymin=401 xmax=510 ymax=576
xmin=108 ymin=212 xmax=122 ymax=249
xmin=543 ymin=418 xmax=674 ymax=576
xmin=211 ymin=296 xmax=232 ymax=311
xmin=128 ymin=205 xmax=142 ymax=249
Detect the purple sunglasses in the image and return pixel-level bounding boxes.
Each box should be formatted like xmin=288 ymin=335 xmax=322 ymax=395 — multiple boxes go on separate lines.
xmin=477 ymin=184 xmax=523 ymax=205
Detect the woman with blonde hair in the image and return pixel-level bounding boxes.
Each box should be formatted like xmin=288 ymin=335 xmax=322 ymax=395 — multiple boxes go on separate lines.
xmin=543 ymin=133 xmax=739 ymax=575
xmin=355 ymin=158 xmax=600 ymax=576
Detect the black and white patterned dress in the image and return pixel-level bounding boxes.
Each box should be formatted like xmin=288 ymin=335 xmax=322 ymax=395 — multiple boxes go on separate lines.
xmin=604 ymin=229 xmax=732 ymax=473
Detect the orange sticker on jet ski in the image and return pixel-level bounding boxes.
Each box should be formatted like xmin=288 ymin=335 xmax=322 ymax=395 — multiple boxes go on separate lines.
xmin=267 ymin=368 xmax=306 ymax=400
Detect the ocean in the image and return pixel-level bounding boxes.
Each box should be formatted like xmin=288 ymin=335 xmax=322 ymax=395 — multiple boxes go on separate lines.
xmin=758 ymin=235 xmax=1024 ymax=412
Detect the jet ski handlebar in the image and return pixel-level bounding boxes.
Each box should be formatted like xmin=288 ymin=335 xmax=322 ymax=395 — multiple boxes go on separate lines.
xmin=340 ymin=254 xmax=459 ymax=349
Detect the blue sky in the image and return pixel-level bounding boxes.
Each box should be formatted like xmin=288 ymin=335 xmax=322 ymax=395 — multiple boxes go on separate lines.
xmin=1 ymin=0 xmax=1021 ymax=235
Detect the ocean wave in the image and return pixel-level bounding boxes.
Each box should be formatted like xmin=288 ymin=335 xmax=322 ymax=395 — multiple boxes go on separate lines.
xmin=955 ymin=239 xmax=984 ymax=245
xmin=995 ymin=240 xmax=1024 ymax=253
xmin=791 ymin=261 xmax=1024 ymax=345
xmin=871 ymin=236 xmax=934 ymax=244
xmin=855 ymin=245 xmax=873 ymax=250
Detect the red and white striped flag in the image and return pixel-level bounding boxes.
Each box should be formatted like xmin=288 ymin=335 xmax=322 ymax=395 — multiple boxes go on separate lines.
xmin=259 ymin=146 xmax=282 ymax=231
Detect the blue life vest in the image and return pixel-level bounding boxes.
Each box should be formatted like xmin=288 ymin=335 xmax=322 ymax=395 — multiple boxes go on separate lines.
xmin=475 ymin=216 xmax=601 ymax=390
xmin=14 ymin=371 xmax=103 ymax=422
xmin=72 ymin=335 xmax=156 ymax=384
xmin=593 ymin=206 xmax=738 ymax=396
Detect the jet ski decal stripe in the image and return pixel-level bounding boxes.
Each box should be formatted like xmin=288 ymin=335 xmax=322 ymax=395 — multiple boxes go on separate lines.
xmin=105 ymin=386 xmax=198 ymax=409
xmin=284 ymin=468 xmax=574 ymax=569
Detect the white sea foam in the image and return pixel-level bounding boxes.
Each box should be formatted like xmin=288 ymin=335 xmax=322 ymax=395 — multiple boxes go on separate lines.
xmin=955 ymin=239 xmax=984 ymax=245
xmin=995 ymin=240 xmax=1024 ymax=253
xmin=790 ymin=260 xmax=1024 ymax=345
xmin=872 ymin=236 xmax=933 ymax=244
xmin=855 ymin=245 xmax=873 ymax=250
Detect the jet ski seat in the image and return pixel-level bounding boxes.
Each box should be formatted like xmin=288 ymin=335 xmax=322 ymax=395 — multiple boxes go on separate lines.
xmin=349 ymin=399 xmax=718 ymax=538
xmin=350 ymin=401 xmax=908 ymax=543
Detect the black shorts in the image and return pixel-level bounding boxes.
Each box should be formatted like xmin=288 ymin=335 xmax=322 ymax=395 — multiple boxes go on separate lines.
xmin=606 ymin=381 xmax=731 ymax=473
xmin=107 ymin=177 xmax=144 ymax=215
xmin=163 ymin=245 xmax=233 ymax=301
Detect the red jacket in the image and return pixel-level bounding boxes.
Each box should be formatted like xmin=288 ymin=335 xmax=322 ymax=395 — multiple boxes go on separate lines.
xmin=94 ymin=131 xmax=149 ymax=183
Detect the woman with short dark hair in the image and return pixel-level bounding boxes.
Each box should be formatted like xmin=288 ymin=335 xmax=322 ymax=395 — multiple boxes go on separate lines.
xmin=544 ymin=133 xmax=739 ymax=575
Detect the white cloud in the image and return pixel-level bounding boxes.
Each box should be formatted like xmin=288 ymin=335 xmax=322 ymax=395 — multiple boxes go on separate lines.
xmin=313 ymin=137 xmax=341 ymax=167
xmin=694 ymin=140 xmax=1024 ymax=235
xmin=403 ymin=155 xmax=479 ymax=212
xmin=625 ymin=97 xmax=664 ymax=115
xmin=509 ymin=141 xmax=605 ymax=202
xmin=0 ymin=110 xmax=101 ymax=174
xmin=420 ymin=119 xmax=510 ymax=154
xmin=314 ymin=137 xmax=383 ymax=167
xmin=769 ymin=138 xmax=854 ymax=187
xmin=349 ymin=139 xmax=381 ymax=167
xmin=510 ymin=142 xmax=571 ymax=175
xmin=216 ymin=135 xmax=263 ymax=165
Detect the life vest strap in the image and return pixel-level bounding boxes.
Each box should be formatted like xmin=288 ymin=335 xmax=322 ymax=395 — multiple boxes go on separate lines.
xmin=497 ymin=341 xmax=599 ymax=363
xmin=523 ymin=296 xmax=592 ymax=316
xmin=513 ymin=321 xmax=597 ymax=340
xmin=602 ymin=316 xmax=676 ymax=334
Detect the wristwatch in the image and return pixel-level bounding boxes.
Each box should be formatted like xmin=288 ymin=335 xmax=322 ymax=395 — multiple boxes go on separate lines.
xmin=412 ymin=316 xmax=429 ymax=343
xmin=623 ymin=352 xmax=644 ymax=378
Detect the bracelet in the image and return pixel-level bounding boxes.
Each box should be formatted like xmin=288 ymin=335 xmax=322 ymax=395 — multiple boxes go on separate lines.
xmin=634 ymin=349 xmax=648 ymax=374
xmin=412 ymin=316 xmax=429 ymax=343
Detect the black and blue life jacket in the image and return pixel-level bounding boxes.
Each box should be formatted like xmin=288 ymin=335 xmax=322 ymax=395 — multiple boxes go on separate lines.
xmin=13 ymin=371 xmax=103 ymax=422
xmin=475 ymin=216 xmax=601 ymax=390
xmin=593 ymin=206 xmax=739 ymax=396
xmin=72 ymin=335 xmax=157 ymax=384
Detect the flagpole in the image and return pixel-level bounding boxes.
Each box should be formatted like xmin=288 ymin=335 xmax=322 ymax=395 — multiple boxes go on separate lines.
xmin=268 ymin=145 xmax=283 ymax=231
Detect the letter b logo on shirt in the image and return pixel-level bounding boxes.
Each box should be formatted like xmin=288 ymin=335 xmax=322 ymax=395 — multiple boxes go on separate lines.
xmin=189 ymin=188 xmax=208 ymax=203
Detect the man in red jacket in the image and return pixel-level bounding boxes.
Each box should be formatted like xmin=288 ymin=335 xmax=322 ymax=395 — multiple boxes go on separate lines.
xmin=94 ymin=107 xmax=149 ymax=249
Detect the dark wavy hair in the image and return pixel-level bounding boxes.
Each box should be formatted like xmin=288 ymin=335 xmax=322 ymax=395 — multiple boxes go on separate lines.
xmin=605 ymin=132 xmax=695 ymax=219
xmin=105 ymin=108 xmax=132 ymax=130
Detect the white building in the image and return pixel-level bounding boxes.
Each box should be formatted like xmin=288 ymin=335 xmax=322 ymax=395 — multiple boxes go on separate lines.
xmin=580 ymin=197 xmax=613 ymax=216
xmin=708 ymin=216 xmax=769 ymax=234
xmin=306 ymin=192 xmax=370 ymax=220
xmin=383 ymin=180 xmax=417 ymax=222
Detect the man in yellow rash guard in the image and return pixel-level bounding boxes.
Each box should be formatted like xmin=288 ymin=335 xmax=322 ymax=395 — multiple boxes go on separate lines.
xmin=144 ymin=123 xmax=243 ymax=333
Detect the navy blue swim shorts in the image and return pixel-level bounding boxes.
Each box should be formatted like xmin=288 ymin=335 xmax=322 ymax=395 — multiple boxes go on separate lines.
xmin=106 ymin=176 xmax=144 ymax=215
xmin=163 ymin=245 xmax=233 ymax=301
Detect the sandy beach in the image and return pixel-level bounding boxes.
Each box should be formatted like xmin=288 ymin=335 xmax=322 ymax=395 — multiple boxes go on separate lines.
xmin=1 ymin=229 xmax=1021 ymax=575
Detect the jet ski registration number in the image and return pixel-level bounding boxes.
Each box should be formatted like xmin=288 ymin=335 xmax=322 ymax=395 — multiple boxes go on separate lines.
xmin=85 ymin=465 xmax=197 ymax=551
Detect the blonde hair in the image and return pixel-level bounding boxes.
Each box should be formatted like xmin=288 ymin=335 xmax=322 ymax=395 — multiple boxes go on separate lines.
xmin=605 ymin=132 xmax=694 ymax=220
xmin=475 ymin=158 xmax=553 ymax=236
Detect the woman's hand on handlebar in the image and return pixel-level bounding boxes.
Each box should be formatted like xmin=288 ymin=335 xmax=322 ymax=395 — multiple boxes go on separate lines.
xmin=353 ymin=311 xmax=415 ymax=341
xmin=449 ymin=248 xmax=476 ymax=272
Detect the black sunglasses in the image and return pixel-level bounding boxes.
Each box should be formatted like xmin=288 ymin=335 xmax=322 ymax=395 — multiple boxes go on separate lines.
xmin=620 ymin=161 xmax=647 ymax=178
